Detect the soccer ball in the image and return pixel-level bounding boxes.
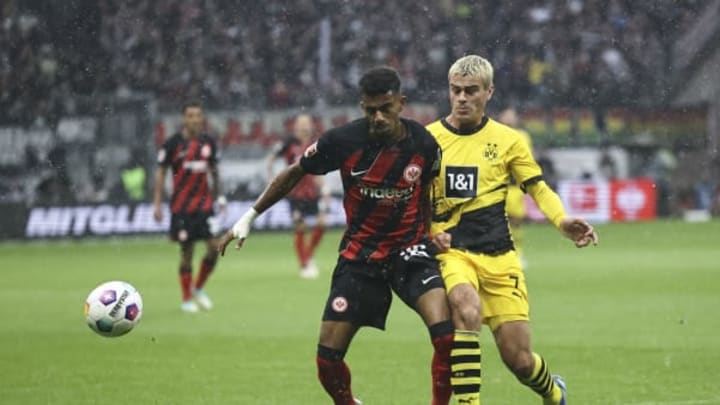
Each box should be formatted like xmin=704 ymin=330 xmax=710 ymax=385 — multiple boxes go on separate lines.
xmin=84 ymin=281 xmax=143 ymax=337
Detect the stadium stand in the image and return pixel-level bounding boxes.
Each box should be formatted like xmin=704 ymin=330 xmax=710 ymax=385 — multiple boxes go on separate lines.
xmin=1 ymin=0 xmax=704 ymax=125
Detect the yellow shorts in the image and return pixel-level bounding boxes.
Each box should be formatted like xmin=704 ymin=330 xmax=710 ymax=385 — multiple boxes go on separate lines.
xmin=438 ymin=248 xmax=529 ymax=331
xmin=505 ymin=185 xmax=526 ymax=220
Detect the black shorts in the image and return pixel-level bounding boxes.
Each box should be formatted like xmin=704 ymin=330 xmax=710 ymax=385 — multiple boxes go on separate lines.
xmin=288 ymin=197 xmax=320 ymax=217
xmin=322 ymin=243 xmax=445 ymax=330
xmin=169 ymin=212 xmax=213 ymax=243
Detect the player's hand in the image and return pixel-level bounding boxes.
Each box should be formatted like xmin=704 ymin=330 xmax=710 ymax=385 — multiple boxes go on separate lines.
xmin=153 ymin=204 xmax=163 ymax=222
xmin=218 ymin=230 xmax=241 ymax=256
xmin=559 ymin=217 xmax=599 ymax=248
xmin=218 ymin=208 xmax=259 ymax=256
xmin=431 ymin=232 xmax=452 ymax=253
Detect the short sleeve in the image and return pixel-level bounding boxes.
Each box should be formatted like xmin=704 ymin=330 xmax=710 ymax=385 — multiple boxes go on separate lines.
xmin=423 ymin=147 xmax=441 ymax=185
xmin=209 ymin=137 xmax=220 ymax=164
xmin=299 ymin=132 xmax=340 ymax=175
xmin=421 ymin=133 xmax=442 ymax=185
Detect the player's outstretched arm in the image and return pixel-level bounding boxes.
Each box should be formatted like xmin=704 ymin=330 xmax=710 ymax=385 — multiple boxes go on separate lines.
xmin=219 ymin=162 xmax=307 ymax=255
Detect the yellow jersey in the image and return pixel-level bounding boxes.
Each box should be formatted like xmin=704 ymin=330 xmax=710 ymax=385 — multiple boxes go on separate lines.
xmin=427 ymin=117 xmax=544 ymax=254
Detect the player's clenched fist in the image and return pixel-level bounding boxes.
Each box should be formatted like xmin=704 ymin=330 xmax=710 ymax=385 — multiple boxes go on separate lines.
xmin=431 ymin=232 xmax=452 ymax=253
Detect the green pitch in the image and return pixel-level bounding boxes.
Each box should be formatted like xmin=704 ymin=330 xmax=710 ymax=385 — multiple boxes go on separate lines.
xmin=1 ymin=220 xmax=719 ymax=405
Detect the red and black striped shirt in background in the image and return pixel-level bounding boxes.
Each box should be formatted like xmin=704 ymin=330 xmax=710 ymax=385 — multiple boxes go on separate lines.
xmin=300 ymin=118 xmax=441 ymax=262
xmin=273 ymin=136 xmax=319 ymax=200
xmin=157 ymin=133 xmax=219 ymax=215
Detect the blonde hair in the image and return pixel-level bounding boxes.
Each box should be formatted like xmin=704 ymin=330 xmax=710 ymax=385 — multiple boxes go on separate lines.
xmin=448 ymin=55 xmax=494 ymax=89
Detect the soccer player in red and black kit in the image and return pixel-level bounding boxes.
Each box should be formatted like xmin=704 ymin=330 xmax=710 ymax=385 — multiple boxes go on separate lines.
xmin=219 ymin=67 xmax=456 ymax=405
xmin=266 ymin=113 xmax=328 ymax=279
xmin=153 ymin=102 xmax=226 ymax=313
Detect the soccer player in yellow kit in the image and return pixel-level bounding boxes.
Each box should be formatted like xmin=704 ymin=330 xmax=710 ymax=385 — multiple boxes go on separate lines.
xmin=427 ymin=55 xmax=598 ymax=405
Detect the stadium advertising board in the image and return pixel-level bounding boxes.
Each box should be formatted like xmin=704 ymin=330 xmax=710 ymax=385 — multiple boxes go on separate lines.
xmin=610 ymin=179 xmax=657 ymax=221
xmin=9 ymin=198 xmax=346 ymax=240
xmin=526 ymin=178 xmax=656 ymax=223
xmin=1 ymin=178 xmax=655 ymax=239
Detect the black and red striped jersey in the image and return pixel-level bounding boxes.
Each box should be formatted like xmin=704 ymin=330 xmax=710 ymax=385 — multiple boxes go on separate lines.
xmin=300 ymin=118 xmax=441 ymax=262
xmin=274 ymin=136 xmax=319 ymax=200
xmin=157 ymin=133 xmax=218 ymax=215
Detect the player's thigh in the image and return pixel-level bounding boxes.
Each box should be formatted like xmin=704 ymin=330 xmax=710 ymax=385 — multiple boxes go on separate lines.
xmin=391 ymin=249 xmax=449 ymax=326
xmin=316 ymin=209 xmax=328 ymax=227
xmin=322 ymin=259 xmax=392 ymax=331
xmin=317 ymin=198 xmax=329 ymax=227
xmin=291 ymin=209 xmax=304 ymax=226
xmin=475 ymin=250 xmax=530 ymax=331
xmin=318 ymin=321 xmax=360 ymax=351
xmin=170 ymin=213 xmax=189 ymax=242
xmin=170 ymin=215 xmax=194 ymax=258
xmin=179 ymin=240 xmax=194 ymax=262
xmin=437 ymin=249 xmax=480 ymax=294
xmin=413 ymin=287 xmax=451 ymax=327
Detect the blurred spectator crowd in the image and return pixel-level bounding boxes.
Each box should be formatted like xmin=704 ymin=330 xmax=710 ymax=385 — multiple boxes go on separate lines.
xmin=1 ymin=0 xmax=705 ymax=126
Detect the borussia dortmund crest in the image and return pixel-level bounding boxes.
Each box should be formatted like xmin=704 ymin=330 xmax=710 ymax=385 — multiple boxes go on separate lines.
xmin=483 ymin=143 xmax=499 ymax=161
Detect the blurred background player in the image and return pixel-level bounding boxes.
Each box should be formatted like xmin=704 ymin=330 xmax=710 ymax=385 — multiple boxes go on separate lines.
xmin=266 ymin=113 xmax=328 ymax=278
xmin=220 ymin=67 xmax=455 ymax=405
xmin=429 ymin=55 xmax=599 ymax=405
xmin=153 ymin=102 xmax=226 ymax=313
xmin=497 ymin=107 xmax=532 ymax=265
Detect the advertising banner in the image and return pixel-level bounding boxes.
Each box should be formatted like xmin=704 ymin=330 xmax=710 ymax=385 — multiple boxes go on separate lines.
xmin=610 ymin=179 xmax=656 ymax=221
xmin=526 ymin=178 xmax=656 ymax=223
xmin=1 ymin=178 xmax=657 ymax=240
xmin=7 ymin=198 xmax=347 ymax=240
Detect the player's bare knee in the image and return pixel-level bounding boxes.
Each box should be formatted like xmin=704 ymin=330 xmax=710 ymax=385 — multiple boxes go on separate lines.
xmin=205 ymin=241 xmax=219 ymax=260
xmin=205 ymin=249 xmax=219 ymax=262
xmin=294 ymin=221 xmax=306 ymax=232
xmin=180 ymin=252 xmax=193 ymax=267
xmin=448 ymin=285 xmax=481 ymax=330
xmin=318 ymin=321 xmax=356 ymax=351
xmin=453 ymin=304 xmax=481 ymax=330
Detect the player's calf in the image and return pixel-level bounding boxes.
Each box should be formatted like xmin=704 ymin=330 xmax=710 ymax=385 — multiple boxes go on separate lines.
xmin=498 ymin=342 xmax=564 ymax=405
xmin=194 ymin=255 xmax=217 ymax=291
xmin=429 ymin=321 xmax=454 ymax=405
xmin=316 ymin=345 xmax=356 ymax=405
xmin=445 ymin=290 xmax=482 ymax=404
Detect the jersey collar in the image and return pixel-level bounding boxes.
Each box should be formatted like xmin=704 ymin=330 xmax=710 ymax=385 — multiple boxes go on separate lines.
xmin=441 ymin=116 xmax=489 ymax=136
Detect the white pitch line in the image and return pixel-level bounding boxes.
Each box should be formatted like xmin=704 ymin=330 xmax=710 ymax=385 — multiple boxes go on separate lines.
xmin=627 ymin=399 xmax=720 ymax=405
